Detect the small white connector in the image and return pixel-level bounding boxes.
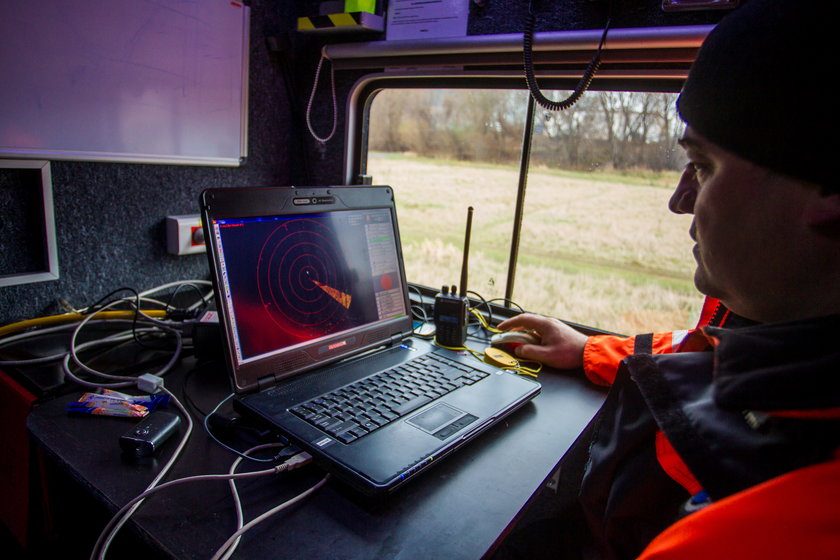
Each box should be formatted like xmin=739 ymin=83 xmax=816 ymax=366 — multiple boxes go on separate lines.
xmin=282 ymin=452 xmax=313 ymax=471
xmin=137 ymin=373 xmax=165 ymax=394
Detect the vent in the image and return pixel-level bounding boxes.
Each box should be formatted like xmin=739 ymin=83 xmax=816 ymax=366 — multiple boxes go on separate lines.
xmin=363 ymin=327 xmax=390 ymax=345
xmin=273 ymin=352 xmax=313 ymax=378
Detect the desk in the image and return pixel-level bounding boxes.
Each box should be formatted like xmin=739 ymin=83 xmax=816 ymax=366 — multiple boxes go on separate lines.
xmin=27 ymin=353 xmax=605 ymax=559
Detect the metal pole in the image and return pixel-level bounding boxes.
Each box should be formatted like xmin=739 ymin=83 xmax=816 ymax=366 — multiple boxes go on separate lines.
xmin=505 ymin=94 xmax=536 ymax=306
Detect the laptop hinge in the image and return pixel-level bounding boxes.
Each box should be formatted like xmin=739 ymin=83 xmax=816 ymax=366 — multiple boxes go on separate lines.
xmin=256 ymin=375 xmax=275 ymax=392
xmin=390 ymin=333 xmax=407 ymax=346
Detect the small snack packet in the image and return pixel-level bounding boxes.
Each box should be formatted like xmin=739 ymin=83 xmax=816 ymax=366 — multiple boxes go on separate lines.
xmin=66 ymin=388 xmax=170 ymax=417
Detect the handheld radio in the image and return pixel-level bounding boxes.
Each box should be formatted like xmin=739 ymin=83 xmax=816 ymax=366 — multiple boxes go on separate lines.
xmin=434 ymin=207 xmax=473 ymax=347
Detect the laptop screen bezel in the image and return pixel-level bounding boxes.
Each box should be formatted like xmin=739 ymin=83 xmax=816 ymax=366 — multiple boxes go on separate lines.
xmin=200 ymin=185 xmax=415 ymax=393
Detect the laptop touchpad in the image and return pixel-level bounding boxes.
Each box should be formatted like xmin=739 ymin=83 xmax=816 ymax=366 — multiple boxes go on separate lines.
xmin=407 ymin=403 xmax=478 ymax=440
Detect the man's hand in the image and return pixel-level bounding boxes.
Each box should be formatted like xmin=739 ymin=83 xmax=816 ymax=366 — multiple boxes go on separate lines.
xmin=496 ymin=313 xmax=589 ymax=371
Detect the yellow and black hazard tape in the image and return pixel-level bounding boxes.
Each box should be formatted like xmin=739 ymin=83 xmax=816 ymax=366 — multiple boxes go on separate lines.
xmin=298 ymin=12 xmax=371 ymax=31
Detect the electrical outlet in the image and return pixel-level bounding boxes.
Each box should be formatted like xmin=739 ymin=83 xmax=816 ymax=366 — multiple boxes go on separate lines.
xmin=166 ymin=214 xmax=205 ymax=255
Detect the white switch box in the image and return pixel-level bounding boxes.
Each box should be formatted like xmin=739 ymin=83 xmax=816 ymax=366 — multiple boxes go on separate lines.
xmin=166 ymin=214 xmax=205 ymax=255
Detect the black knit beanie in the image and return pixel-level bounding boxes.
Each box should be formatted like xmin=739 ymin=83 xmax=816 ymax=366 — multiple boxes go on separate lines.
xmin=676 ymin=0 xmax=831 ymax=191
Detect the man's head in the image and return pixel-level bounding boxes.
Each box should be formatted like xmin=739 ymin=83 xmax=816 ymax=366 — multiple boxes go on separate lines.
xmin=671 ymin=0 xmax=840 ymax=323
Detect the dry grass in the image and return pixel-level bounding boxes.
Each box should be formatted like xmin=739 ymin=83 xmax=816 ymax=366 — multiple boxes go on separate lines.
xmin=370 ymin=152 xmax=702 ymax=334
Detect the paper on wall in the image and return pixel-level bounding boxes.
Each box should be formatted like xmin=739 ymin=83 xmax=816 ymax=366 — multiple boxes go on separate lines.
xmin=386 ymin=0 xmax=469 ymax=41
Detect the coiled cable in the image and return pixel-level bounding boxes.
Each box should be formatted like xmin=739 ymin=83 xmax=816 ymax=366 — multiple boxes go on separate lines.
xmin=523 ymin=9 xmax=610 ymax=111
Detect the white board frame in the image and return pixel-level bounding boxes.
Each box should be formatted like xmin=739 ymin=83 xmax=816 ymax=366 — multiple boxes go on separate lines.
xmin=0 ymin=2 xmax=250 ymax=167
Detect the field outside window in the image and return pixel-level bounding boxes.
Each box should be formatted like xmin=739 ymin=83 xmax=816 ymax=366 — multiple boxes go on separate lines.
xmin=366 ymin=88 xmax=700 ymax=335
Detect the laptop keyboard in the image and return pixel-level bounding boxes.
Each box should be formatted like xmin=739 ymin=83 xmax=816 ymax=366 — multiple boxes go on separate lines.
xmin=289 ymin=353 xmax=489 ymax=444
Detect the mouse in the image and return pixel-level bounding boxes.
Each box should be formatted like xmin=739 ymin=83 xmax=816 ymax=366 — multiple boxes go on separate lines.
xmin=489 ymin=330 xmax=541 ymax=355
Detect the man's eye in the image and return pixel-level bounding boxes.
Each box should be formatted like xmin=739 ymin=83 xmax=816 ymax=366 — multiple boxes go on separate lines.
xmin=691 ymin=162 xmax=710 ymax=180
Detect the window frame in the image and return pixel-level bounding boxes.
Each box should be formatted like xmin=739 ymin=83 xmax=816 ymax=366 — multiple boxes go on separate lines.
xmin=330 ymin=25 xmax=709 ymax=330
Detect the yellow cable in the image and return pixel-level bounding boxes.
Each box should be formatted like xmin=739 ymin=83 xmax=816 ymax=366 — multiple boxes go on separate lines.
xmin=0 ymin=310 xmax=168 ymax=338
xmin=434 ymin=340 xmax=485 ymax=362
xmin=469 ymin=308 xmax=503 ymax=334
xmin=504 ymin=360 xmax=542 ymax=378
xmin=434 ymin=339 xmax=541 ymax=379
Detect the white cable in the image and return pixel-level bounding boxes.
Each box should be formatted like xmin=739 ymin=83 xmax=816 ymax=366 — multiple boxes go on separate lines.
xmin=305 ymin=53 xmax=338 ymax=143
xmin=0 ymin=322 xmax=148 ymax=366
xmin=0 ymin=280 xmax=214 ymax=560
xmin=68 ymin=298 xmax=183 ymax=385
xmin=139 ymin=280 xmax=215 ymax=312
xmin=91 ymin=466 xmax=279 ymax=560
xmin=211 ymin=472 xmax=330 ymax=560
xmin=73 ymin=280 xmax=212 ymax=315
xmin=90 ymin=442 xmax=306 ymax=560
xmin=139 ymin=279 xmax=212 ymax=297
xmin=222 ymin=442 xmax=288 ymax=560
xmin=0 ymin=319 xmax=153 ymax=349
xmin=92 ymin=387 xmax=194 ymax=560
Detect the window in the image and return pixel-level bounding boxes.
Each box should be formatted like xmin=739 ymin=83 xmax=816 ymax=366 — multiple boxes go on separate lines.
xmin=367 ymin=88 xmax=529 ymax=307
xmin=518 ymin=91 xmax=698 ymax=334
xmin=366 ymin=86 xmax=699 ymax=335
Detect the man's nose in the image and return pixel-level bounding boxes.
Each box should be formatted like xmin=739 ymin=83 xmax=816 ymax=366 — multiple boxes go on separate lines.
xmin=669 ymin=165 xmax=698 ymax=214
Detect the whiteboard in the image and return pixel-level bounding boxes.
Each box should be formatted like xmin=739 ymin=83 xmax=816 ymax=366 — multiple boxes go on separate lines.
xmin=0 ymin=1 xmax=249 ymax=166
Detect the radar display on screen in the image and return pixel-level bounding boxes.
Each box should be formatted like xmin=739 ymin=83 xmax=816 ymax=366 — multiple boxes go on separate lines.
xmin=210 ymin=207 xmax=406 ymax=364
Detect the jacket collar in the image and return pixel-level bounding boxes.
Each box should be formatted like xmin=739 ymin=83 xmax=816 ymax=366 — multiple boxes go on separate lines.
xmin=704 ymin=314 xmax=840 ymax=414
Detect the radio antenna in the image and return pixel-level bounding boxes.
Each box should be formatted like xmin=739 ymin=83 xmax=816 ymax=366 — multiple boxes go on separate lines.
xmin=459 ymin=207 xmax=474 ymax=298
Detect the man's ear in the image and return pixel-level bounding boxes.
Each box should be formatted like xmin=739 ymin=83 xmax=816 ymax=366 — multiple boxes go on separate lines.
xmin=805 ymin=193 xmax=840 ymax=235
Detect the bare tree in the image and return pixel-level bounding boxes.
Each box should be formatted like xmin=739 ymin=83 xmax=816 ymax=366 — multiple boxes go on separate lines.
xmin=369 ymin=88 xmax=685 ymax=172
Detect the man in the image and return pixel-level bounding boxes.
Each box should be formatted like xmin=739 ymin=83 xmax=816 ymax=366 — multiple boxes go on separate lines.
xmin=498 ymin=1 xmax=840 ymax=557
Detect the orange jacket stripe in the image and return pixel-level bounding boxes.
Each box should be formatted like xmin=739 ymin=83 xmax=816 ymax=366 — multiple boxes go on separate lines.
xmin=655 ymin=431 xmax=703 ymax=496
xmin=582 ymin=298 xmax=722 ymax=386
xmin=582 ymin=331 xmax=685 ymax=386
xmin=637 ymin=456 xmax=840 ymax=559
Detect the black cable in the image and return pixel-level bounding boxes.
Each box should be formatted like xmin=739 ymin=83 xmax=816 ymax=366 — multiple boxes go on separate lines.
xmin=82 ymin=287 xmax=140 ymax=315
xmin=182 ymin=362 xmax=214 ymax=418
xmin=85 ymin=287 xmax=154 ymax=349
xmin=487 ymin=297 xmax=525 ymax=314
xmin=83 ymin=287 xmax=183 ymax=353
xmin=163 ymin=282 xmax=207 ymax=316
xmin=407 ymin=284 xmax=432 ymax=324
xmin=523 ymin=7 xmax=610 ymax=112
xmin=466 ymin=290 xmax=490 ymax=336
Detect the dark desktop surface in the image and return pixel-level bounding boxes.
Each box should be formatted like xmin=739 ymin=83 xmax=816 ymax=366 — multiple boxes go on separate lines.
xmin=26 ymin=346 xmax=605 ymax=559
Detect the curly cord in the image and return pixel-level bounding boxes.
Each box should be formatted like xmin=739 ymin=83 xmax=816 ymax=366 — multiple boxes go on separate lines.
xmin=523 ymin=11 xmax=610 ymax=111
xmin=305 ymin=53 xmax=338 ymax=143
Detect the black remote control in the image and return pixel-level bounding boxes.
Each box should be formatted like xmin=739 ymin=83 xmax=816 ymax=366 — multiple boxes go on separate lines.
xmin=120 ymin=411 xmax=181 ymax=458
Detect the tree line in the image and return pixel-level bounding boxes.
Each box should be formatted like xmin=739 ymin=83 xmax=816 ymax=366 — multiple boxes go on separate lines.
xmin=368 ymin=89 xmax=686 ymax=172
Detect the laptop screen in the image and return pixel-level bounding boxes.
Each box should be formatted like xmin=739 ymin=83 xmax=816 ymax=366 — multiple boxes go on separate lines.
xmin=210 ymin=206 xmax=408 ymax=366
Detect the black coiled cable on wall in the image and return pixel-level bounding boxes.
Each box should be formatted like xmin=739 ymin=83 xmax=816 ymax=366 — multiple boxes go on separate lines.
xmin=523 ymin=10 xmax=611 ymax=111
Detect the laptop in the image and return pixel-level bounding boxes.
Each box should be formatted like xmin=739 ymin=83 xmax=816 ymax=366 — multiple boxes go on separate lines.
xmin=199 ymin=185 xmax=540 ymax=494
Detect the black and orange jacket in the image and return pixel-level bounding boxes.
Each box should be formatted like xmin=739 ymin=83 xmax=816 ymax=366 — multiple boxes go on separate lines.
xmin=582 ymin=296 xmax=738 ymax=498
xmin=576 ymin=309 xmax=840 ymax=559
xmin=582 ymin=296 xmax=733 ymax=387
xmin=637 ymin=453 xmax=840 ymax=559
